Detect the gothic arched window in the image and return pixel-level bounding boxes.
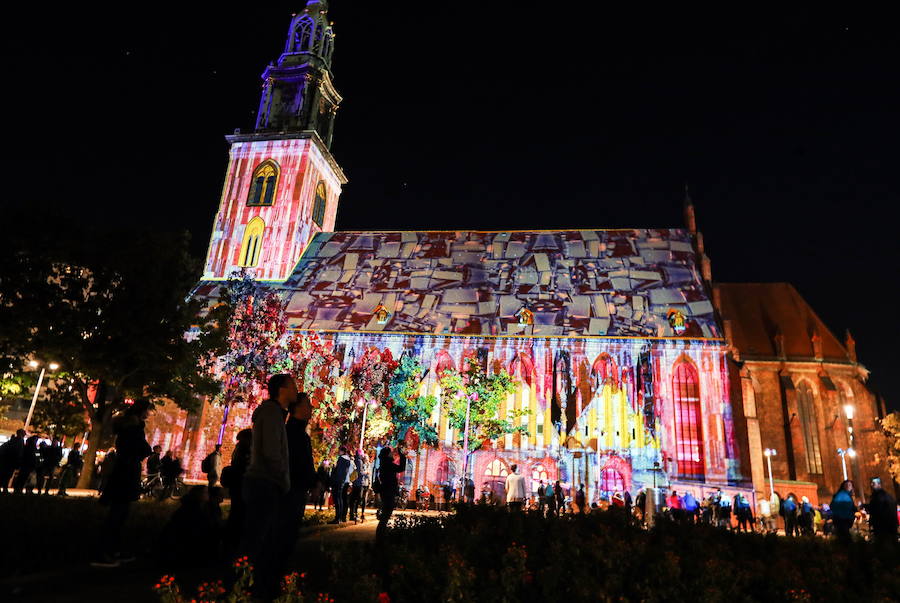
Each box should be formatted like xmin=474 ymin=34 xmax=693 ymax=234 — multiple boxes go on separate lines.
xmin=600 ymin=468 xmax=625 ymax=496
xmin=239 ymin=217 xmax=265 ymax=268
xmin=672 ymin=361 xmax=704 ymax=479
xmin=592 ymin=353 xmax=618 ymax=390
xmin=797 ymin=382 xmax=824 ymax=474
xmin=484 ymin=459 xmax=508 ymax=479
xmin=312 ymin=181 xmax=327 ymax=227
xmin=247 ymin=161 xmax=279 ymax=206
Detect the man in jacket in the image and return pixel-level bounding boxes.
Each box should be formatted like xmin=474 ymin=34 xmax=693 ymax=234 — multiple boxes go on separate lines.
xmin=375 ymin=443 xmax=407 ymax=543
xmin=329 ymin=446 xmax=353 ymax=524
xmin=38 ymin=437 xmax=64 ymax=494
xmin=504 ymin=464 xmax=527 ymax=511
xmin=203 ymin=444 xmax=223 ymax=488
xmin=867 ymin=478 xmax=898 ymax=544
xmin=349 ymin=451 xmax=370 ymax=522
xmin=241 ymin=374 xmax=295 ymax=598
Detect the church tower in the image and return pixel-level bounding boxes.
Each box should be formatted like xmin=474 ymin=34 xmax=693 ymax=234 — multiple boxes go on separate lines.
xmin=203 ymin=0 xmax=347 ymax=282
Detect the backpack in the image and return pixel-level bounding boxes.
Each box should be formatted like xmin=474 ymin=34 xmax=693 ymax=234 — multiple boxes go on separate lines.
xmin=371 ymin=469 xmax=382 ymax=494
xmin=220 ymin=465 xmax=234 ymax=489
xmin=201 ymin=454 xmax=212 ymax=473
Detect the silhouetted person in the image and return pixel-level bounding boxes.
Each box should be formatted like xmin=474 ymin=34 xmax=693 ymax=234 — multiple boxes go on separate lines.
xmin=375 ymin=443 xmax=407 ymax=543
xmin=97 ymin=448 xmax=117 ymax=494
xmin=12 ymin=436 xmax=40 ymax=494
xmin=38 ymin=437 xmax=63 ymax=494
xmin=222 ymin=428 xmax=252 ymax=558
xmin=0 ymin=429 xmax=26 ymax=493
xmin=146 ymin=445 xmax=162 ymax=476
xmin=282 ymin=392 xmax=315 ymax=561
xmin=155 ymin=485 xmax=222 ymax=570
xmin=867 ymin=477 xmax=898 ymax=545
xmin=58 ymin=442 xmax=83 ymax=496
xmin=159 ymin=450 xmax=183 ymax=497
xmin=92 ymin=399 xmax=153 ymax=567
xmin=329 ymin=445 xmax=353 ymax=524
xmin=203 ymin=444 xmax=223 ymax=488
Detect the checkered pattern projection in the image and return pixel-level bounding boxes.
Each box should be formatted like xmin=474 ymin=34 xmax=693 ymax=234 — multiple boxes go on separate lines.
xmin=272 ymin=228 xmax=720 ymax=338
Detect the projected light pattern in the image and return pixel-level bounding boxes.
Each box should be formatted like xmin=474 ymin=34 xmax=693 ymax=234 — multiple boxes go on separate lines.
xmin=264 ymin=228 xmax=720 ymax=338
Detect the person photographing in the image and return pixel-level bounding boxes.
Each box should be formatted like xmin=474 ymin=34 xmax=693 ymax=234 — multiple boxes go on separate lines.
xmin=375 ymin=441 xmax=407 ymax=543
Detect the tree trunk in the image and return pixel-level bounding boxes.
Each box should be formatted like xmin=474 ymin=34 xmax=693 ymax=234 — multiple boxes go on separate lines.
xmin=76 ymin=383 xmax=115 ymax=490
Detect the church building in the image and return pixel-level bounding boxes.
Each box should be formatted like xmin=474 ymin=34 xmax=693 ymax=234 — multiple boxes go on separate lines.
xmin=181 ymin=1 xmax=891 ymax=507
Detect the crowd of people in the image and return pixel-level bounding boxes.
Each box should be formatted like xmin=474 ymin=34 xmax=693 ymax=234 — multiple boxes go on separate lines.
xmin=1 ymin=373 xmax=898 ymax=597
xmin=0 ymin=430 xmax=83 ymax=495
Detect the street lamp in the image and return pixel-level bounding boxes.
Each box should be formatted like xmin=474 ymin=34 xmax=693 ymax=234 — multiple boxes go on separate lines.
xmin=836 ymin=448 xmax=856 ymax=481
xmin=357 ymin=398 xmax=378 ymax=453
xmin=24 ymin=361 xmax=60 ymax=431
xmin=763 ymin=448 xmax=777 ymax=499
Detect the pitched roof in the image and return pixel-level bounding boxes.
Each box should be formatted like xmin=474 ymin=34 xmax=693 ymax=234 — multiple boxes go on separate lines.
xmin=715 ymin=282 xmax=848 ymax=360
xmin=198 ymin=229 xmax=723 ymax=339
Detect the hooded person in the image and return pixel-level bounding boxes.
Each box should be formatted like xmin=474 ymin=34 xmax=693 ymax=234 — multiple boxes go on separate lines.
xmin=867 ymin=477 xmax=898 ymax=543
xmin=92 ymin=398 xmax=154 ymax=567
xmin=830 ymin=480 xmax=856 ymax=542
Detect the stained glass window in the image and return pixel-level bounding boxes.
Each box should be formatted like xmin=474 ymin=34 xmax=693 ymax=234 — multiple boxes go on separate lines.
xmin=247 ymin=162 xmax=278 ymax=206
xmin=239 ymin=217 xmax=265 ymax=268
xmin=672 ymin=361 xmax=704 ymax=479
xmin=600 ymin=468 xmax=625 ymax=496
xmin=312 ymin=181 xmax=327 ymax=227
xmin=797 ymin=382 xmax=823 ymax=474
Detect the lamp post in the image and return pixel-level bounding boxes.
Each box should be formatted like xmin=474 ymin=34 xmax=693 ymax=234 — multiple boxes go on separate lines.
xmin=763 ymin=448 xmax=777 ymax=499
xmin=461 ymin=392 xmax=475 ymax=481
xmin=357 ymin=398 xmax=377 ymax=453
xmin=837 ymin=448 xmax=851 ymax=481
xmin=24 ymin=361 xmax=59 ymax=431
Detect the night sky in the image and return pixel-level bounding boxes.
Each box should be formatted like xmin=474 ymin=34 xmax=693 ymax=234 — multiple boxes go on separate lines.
xmin=4 ymin=5 xmax=898 ymax=409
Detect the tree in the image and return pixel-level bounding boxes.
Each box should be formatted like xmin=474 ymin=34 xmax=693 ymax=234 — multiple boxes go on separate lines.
xmin=880 ymin=411 xmax=900 ymax=483
xmin=0 ymin=222 xmax=223 ymax=487
xmin=439 ymin=357 xmax=526 ymax=458
xmin=389 ymin=354 xmax=439 ymax=447
xmin=31 ymin=376 xmax=89 ymax=439
xmin=212 ymin=270 xmax=291 ymax=409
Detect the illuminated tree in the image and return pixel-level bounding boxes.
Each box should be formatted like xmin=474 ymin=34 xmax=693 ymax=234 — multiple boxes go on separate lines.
xmin=880 ymin=412 xmax=900 ymax=483
xmin=32 ymin=377 xmax=89 ymax=439
xmin=388 ymin=354 xmax=438 ymax=447
xmin=439 ymin=357 xmax=526 ymax=453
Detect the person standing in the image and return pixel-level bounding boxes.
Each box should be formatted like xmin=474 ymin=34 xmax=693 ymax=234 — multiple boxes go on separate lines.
xmin=12 ymin=436 xmax=40 ymax=494
xmin=554 ymin=481 xmax=565 ymax=516
xmin=349 ymin=451 xmax=370 ymax=522
xmin=146 ymin=445 xmax=162 ymax=477
xmin=830 ymin=480 xmax=856 ymax=542
xmin=203 ymin=444 xmax=223 ymax=489
xmin=58 ymin=442 xmax=83 ymax=496
xmin=159 ymin=451 xmax=183 ymax=498
xmin=0 ymin=429 xmax=26 ymax=493
xmin=313 ymin=461 xmax=330 ymax=511
xmin=376 ymin=443 xmax=407 ymax=543
xmin=329 ymin=446 xmax=353 ymax=524
xmin=867 ymin=477 xmax=898 ymax=544
xmin=91 ymin=398 xmax=153 ymax=567
xmin=575 ymin=483 xmax=586 ymax=514
xmin=240 ymin=374 xmax=294 ymax=599
xmin=504 ymin=464 xmax=527 ymax=511
xmin=38 ymin=437 xmax=64 ymax=494
xmin=222 ymin=428 xmax=252 ymax=558
xmin=281 ymin=393 xmax=316 ymax=561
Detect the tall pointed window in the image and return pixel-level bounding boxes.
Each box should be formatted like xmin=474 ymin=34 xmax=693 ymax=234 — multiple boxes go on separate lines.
xmin=312 ymin=181 xmax=327 ymax=227
xmin=797 ymin=382 xmax=824 ymax=474
xmin=247 ymin=161 xmax=279 ymax=206
xmin=239 ymin=217 xmax=265 ymax=268
xmin=672 ymin=361 xmax=704 ymax=479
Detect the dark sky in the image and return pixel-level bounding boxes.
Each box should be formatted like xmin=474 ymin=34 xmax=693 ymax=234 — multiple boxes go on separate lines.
xmin=4 ymin=4 xmax=898 ymax=409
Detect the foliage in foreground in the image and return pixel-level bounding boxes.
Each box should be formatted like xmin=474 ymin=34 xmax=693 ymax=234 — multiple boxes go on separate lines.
xmin=156 ymin=506 xmax=899 ymax=603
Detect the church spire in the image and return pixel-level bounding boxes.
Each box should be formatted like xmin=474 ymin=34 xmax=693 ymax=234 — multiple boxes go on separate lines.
xmin=254 ymin=0 xmax=342 ymax=147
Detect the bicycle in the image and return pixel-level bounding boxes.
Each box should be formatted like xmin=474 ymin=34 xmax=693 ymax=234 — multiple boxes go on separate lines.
xmin=140 ymin=473 xmax=187 ymax=500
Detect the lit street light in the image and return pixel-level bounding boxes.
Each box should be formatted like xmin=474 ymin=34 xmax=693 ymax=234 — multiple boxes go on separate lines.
xmin=763 ymin=448 xmax=777 ymax=499
xmin=24 ymin=361 xmax=60 ymax=431
xmin=357 ymin=398 xmax=377 ymax=452
xmin=837 ymin=447 xmax=855 ymax=481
